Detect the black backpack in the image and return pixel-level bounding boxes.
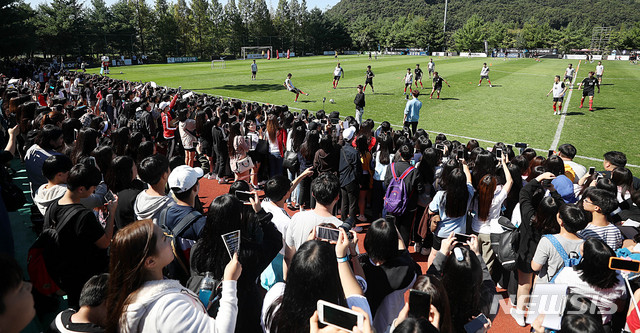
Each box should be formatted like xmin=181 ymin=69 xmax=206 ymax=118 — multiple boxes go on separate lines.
xmin=490 ymin=216 xmax=519 ymax=271
xmin=158 ymin=206 xmax=202 ymax=285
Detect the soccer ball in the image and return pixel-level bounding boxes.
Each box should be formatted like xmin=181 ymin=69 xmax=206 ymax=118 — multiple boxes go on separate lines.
xmin=329 ymin=99 xmax=335 ymax=104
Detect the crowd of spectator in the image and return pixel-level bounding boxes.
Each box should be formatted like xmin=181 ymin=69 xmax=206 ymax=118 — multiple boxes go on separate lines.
xmin=1 ymin=69 xmax=640 ymax=333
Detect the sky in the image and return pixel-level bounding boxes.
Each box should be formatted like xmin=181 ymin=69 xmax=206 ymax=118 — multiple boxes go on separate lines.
xmin=25 ymin=0 xmax=342 ymax=11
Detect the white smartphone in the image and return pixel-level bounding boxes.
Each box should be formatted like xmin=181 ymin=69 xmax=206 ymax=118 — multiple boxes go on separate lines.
xmin=317 ymin=300 xmax=364 ymax=333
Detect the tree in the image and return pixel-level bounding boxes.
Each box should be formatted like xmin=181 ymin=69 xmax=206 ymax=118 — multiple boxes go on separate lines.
xmin=153 ymin=0 xmax=179 ymax=57
xmin=173 ymin=0 xmax=193 ymax=55
xmin=412 ymin=16 xmax=444 ymax=52
xmin=0 ymin=0 xmax=35 ymax=57
xmin=273 ymin=0 xmax=292 ymax=49
xmin=222 ymin=0 xmax=245 ymax=54
xmin=453 ymin=14 xmax=486 ymax=51
xmin=36 ymin=0 xmax=86 ymax=56
xmin=210 ymin=0 xmax=225 ymax=54
xmin=191 ymin=0 xmax=212 ymax=57
xmin=131 ymin=0 xmax=154 ymax=54
xmin=110 ymin=0 xmax=137 ymax=55
xmin=251 ymin=0 xmax=274 ymax=43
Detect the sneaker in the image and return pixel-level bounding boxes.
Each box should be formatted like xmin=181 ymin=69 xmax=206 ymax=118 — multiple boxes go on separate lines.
xmin=489 ymin=85 xmax=493 ymax=87
xmin=579 ymin=104 xmax=583 ymax=108
xmin=510 ymin=308 xmax=526 ymax=327
xmin=413 ymin=243 xmax=422 ymax=253
xmin=478 ymin=84 xmax=481 ymax=86
xmin=353 ymin=225 xmax=364 ymax=233
xmin=589 ymin=108 xmax=594 ymax=111
xmin=305 ymin=92 xmax=309 ymax=96
xmin=420 ymin=247 xmax=430 ymax=256
xmin=553 ymin=111 xmax=557 ymax=115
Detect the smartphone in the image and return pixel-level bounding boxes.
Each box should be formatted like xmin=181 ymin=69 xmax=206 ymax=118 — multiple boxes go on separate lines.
xmin=464 ymin=313 xmax=489 ymax=333
xmin=589 ymin=167 xmax=595 ymax=175
xmin=320 ymin=119 xmax=328 ymax=125
xmin=609 ymin=257 xmax=640 ymax=273
xmin=316 ymin=226 xmax=340 ymax=242
xmin=514 ymin=142 xmax=527 ymax=148
xmin=331 ymin=118 xmax=340 ymax=124
xmin=317 ymin=300 xmax=364 ymax=332
xmin=548 ymin=150 xmax=554 ymax=158
xmin=435 ymin=144 xmax=444 ymax=151
xmin=495 ymin=148 xmax=502 ymax=157
xmin=105 ymin=190 xmax=116 ymax=202
xmin=542 ymin=179 xmax=552 ymax=187
xmin=221 ymin=230 xmax=241 ymax=259
xmin=455 ymin=233 xmax=471 ymax=243
xmin=235 ymin=190 xmax=253 ymax=203
xmin=408 ymin=289 xmax=431 ymax=319
xmin=457 ymin=150 xmax=464 ymax=160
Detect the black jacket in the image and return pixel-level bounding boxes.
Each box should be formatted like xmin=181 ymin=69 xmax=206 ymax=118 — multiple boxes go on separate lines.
xmin=338 ymin=144 xmax=361 ymax=187
xmin=354 ymin=92 xmax=365 ymax=109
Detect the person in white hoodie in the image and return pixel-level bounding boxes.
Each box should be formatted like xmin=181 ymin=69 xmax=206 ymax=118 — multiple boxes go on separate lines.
xmin=134 ymin=154 xmax=175 ymax=223
xmin=106 ymin=219 xmax=242 ymax=333
xmin=33 ymin=155 xmax=107 ymax=215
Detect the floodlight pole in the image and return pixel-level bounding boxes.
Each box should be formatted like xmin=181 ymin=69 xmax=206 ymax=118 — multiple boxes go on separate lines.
xmin=443 ymin=0 xmax=449 ymax=52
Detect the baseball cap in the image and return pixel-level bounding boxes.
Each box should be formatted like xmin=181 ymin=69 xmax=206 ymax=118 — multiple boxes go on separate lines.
xmin=343 ymin=126 xmax=356 ymax=141
xmin=551 ymin=175 xmax=577 ymax=204
xmin=158 ymin=101 xmax=170 ymax=111
xmin=168 ymin=165 xmax=204 ymax=193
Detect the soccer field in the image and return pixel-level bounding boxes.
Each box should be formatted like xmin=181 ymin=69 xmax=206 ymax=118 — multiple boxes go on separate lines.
xmin=94 ymin=55 xmax=640 ymax=171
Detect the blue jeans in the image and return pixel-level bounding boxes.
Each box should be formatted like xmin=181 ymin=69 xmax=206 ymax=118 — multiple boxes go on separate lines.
xmin=268 ymin=152 xmax=284 ymax=177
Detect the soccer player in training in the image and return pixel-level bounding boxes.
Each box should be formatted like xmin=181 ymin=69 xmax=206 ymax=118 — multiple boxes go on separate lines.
xmin=546 ymin=75 xmax=568 ymax=115
xmin=284 ymin=73 xmax=309 ymax=102
xmin=564 ymin=64 xmax=575 ymax=84
xmin=414 ymin=64 xmax=424 ymax=88
xmin=402 ymin=68 xmax=413 ymax=96
xmin=427 ymin=58 xmax=435 ymax=79
xmin=332 ymin=63 xmax=344 ymax=89
xmin=251 ymin=60 xmax=257 ymax=80
xmin=595 ymin=61 xmax=604 ymax=84
xmin=577 ymin=71 xmax=600 ymax=111
xmin=364 ymin=65 xmax=375 ymax=93
xmin=430 ymin=72 xmax=450 ymax=99
xmin=478 ymin=63 xmax=492 ymax=87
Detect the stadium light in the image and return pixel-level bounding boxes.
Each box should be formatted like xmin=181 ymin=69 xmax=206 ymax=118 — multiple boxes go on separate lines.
xmin=443 ymin=0 xmax=448 ymax=34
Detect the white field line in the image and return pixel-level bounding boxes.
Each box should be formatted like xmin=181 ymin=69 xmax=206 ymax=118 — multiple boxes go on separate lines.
xmin=550 ymin=60 xmax=580 ymax=151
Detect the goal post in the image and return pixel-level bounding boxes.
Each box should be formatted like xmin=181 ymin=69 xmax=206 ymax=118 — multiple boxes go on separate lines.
xmin=241 ymin=46 xmax=273 ymax=60
xmin=211 ymin=60 xmax=226 ymax=69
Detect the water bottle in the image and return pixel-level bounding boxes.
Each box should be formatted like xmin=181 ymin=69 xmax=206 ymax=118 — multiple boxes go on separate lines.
xmin=198 ymin=272 xmax=215 ymax=307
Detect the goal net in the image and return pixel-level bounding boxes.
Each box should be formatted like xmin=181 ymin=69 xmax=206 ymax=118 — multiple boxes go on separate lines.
xmin=241 ymin=46 xmax=273 ymax=60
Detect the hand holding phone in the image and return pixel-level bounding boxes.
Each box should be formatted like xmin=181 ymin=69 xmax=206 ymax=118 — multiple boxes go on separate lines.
xmin=408 ymin=289 xmax=431 ymax=319
xmin=316 ymin=226 xmax=340 ymax=242
xmin=464 ymin=313 xmax=489 ymax=333
xmin=317 ymin=300 xmax=364 ymax=332
xmin=589 ymin=167 xmax=595 ymax=175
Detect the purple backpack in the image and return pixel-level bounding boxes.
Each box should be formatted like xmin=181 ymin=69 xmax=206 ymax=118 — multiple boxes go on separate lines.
xmin=384 ymin=163 xmax=415 ymax=216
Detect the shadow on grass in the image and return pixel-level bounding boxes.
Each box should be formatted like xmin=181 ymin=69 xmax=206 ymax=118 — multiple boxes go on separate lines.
xmin=564 ymin=112 xmax=585 ymax=116
xmin=592 ymin=107 xmax=615 ymax=111
xmin=440 ymin=97 xmax=460 ymax=101
xmin=194 ymin=84 xmax=286 ymax=92
xmin=370 ymin=92 xmax=394 ymax=96
xmin=297 ymin=100 xmax=317 ymax=103
xmin=600 ymin=83 xmax=614 ymax=86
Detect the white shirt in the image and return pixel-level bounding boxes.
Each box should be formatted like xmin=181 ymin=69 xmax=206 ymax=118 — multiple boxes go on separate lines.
xmin=565 ymin=67 xmax=575 ymax=76
xmin=564 ymin=160 xmax=586 ymax=184
xmin=284 ymin=78 xmax=295 ymax=91
xmin=480 ymin=66 xmax=490 ymax=76
xmin=404 ymin=73 xmax=413 ymax=83
xmin=285 ymin=210 xmax=342 ymax=250
xmin=471 ymin=187 xmax=508 ymax=234
xmin=552 ymin=81 xmax=566 ymax=98
xmin=251 ymin=63 xmax=257 ymax=72
xmin=596 ymin=65 xmax=604 ymax=75
xmin=333 ymin=66 xmax=343 ymax=77
xmin=428 ymin=61 xmax=434 ymax=70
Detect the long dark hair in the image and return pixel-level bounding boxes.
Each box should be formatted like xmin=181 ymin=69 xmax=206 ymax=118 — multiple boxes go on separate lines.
xmin=227 ymin=121 xmax=242 ymax=157
xmin=291 ymin=121 xmax=306 ymax=152
xmin=105 ymin=156 xmax=136 ymax=193
xmin=574 ymin=238 xmax=619 ymax=289
xmin=612 ymin=167 xmax=634 ymax=197
xmin=418 ymin=148 xmax=438 ymax=185
xmin=265 ymin=240 xmax=344 ymax=333
xmin=445 ymin=168 xmax=469 ymax=218
xmin=106 ymin=220 xmax=158 ymax=333
xmin=471 ymin=150 xmax=497 ymax=189
xmin=71 ymin=128 xmax=100 ymax=164
xmin=125 ymin=132 xmax=144 ymax=160
xmin=190 ymin=194 xmax=244 ymax=279
xmin=413 ymin=275 xmax=453 ymax=333
xmin=300 ymin=130 xmax=320 ymax=162
xmin=110 ymin=127 xmax=130 ymax=157
xmin=532 ymin=196 xmax=561 ymax=234
xmin=377 ymin=133 xmax=394 ymax=165
xmin=441 ymin=246 xmax=483 ymax=333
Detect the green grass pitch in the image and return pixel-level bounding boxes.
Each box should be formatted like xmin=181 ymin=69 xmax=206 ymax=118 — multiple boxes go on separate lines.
xmin=93 ymin=55 xmax=640 ymax=172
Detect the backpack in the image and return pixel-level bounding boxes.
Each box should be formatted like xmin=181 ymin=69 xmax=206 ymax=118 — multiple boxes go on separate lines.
xmin=1 ymin=166 xmax=26 ymax=212
xmin=27 ymin=203 xmax=87 ymax=296
xmin=544 ymin=234 xmax=582 ymax=283
xmin=159 ymin=206 xmax=203 ymax=285
xmin=490 ymin=216 xmax=519 ymax=271
xmin=384 ymin=163 xmax=415 ymax=216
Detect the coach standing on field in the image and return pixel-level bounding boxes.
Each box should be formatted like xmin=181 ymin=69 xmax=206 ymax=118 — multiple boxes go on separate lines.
xmin=403 ymin=89 xmax=422 ymax=137
xmin=354 ymin=85 xmax=365 ymax=124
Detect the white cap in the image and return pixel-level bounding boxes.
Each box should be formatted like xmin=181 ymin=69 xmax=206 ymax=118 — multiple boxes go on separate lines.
xmin=158 ymin=101 xmax=170 ymax=111
xmin=168 ymin=165 xmax=204 ymax=193
xmin=343 ymin=126 xmax=356 ymax=141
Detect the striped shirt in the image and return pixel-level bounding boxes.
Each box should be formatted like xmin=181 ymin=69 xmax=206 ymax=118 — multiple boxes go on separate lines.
xmin=578 ymin=223 xmax=623 ymax=250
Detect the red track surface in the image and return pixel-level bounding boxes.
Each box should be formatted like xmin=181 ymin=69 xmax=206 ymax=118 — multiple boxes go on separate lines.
xmin=198 ymin=177 xmax=530 ymax=332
